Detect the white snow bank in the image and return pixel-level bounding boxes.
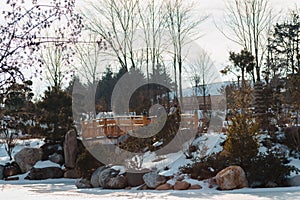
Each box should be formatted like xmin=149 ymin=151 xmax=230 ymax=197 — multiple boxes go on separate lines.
xmin=33 ymin=160 xmax=61 ymax=169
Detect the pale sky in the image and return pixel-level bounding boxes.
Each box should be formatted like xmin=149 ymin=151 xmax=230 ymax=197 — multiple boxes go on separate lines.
xmin=1 ymin=0 xmax=300 ymax=96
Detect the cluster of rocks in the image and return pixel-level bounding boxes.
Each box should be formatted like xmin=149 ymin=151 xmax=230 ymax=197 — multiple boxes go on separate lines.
xmin=75 ymin=165 xmax=249 ymax=191
xmin=0 ymin=130 xmax=80 ymax=180
xmin=75 ymin=167 xmax=203 ymax=190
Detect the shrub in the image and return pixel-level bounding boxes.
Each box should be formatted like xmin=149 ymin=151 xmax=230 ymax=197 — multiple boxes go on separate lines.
xmin=180 ymin=153 xmax=230 ymax=180
xmin=244 ymin=152 xmax=298 ymax=187
xmin=223 ymin=112 xmax=259 ymax=164
xmin=76 ymin=146 xmax=103 ymax=179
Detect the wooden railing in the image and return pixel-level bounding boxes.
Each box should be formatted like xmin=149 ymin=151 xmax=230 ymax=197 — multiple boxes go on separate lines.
xmin=81 ymin=113 xmax=198 ymax=140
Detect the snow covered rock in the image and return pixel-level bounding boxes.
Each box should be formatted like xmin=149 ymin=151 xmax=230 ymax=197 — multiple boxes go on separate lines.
xmin=64 ymin=129 xmax=77 ymax=169
xmin=49 ymin=153 xmax=64 ymax=165
xmin=27 ymin=167 xmax=64 ymax=180
xmin=90 ymin=166 xmax=109 ymax=188
xmin=14 ymin=147 xmax=42 ymax=173
xmin=75 ymin=178 xmax=92 ymax=189
xmin=0 ymin=165 xmax=4 ymax=179
xmin=91 ymin=166 xmax=128 ymax=189
xmin=98 ymin=167 xmax=128 ymax=189
xmin=174 ymin=181 xmax=190 ymax=190
xmin=143 ymin=171 xmax=167 ymax=189
xmin=215 ymin=165 xmax=248 ymax=190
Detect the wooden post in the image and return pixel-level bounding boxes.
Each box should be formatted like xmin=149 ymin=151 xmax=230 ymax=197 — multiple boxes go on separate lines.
xmin=194 ymin=111 xmax=198 ymax=129
xmin=143 ymin=115 xmax=147 ymax=126
xmin=103 ymin=118 xmax=108 ymax=136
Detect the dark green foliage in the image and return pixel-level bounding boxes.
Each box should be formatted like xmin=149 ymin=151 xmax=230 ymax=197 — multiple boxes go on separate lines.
xmin=37 ymin=87 xmax=73 ymax=143
xmin=245 ymin=152 xmax=298 ymax=187
xmin=180 ymin=153 xmax=230 ymax=180
xmin=0 ymin=81 xmax=34 ymax=160
xmin=223 ymin=113 xmax=260 ymax=164
xmin=76 ymin=142 xmax=104 ymax=179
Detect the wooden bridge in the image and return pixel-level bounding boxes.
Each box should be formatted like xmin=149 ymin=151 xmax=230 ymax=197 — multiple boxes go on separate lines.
xmin=81 ymin=113 xmax=198 ymax=140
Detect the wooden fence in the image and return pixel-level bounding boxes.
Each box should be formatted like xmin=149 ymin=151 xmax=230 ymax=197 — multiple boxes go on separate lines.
xmin=81 ymin=113 xmax=198 ymax=140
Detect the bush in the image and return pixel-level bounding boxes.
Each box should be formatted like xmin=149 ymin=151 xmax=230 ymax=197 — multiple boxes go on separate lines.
xmin=180 ymin=153 xmax=230 ymax=180
xmin=244 ymin=152 xmax=298 ymax=187
xmin=76 ymin=147 xmax=103 ymax=179
xmin=223 ymin=113 xmax=260 ymax=164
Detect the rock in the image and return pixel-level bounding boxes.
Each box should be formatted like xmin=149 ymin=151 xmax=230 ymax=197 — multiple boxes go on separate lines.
xmin=64 ymin=129 xmax=78 ymax=169
xmin=266 ymin=181 xmax=278 ymax=188
xmin=143 ymin=172 xmax=167 ymax=189
xmin=174 ymin=181 xmax=190 ymax=190
xmin=125 ymin=171 xmax=147 ymax=187
xmin=28 ymin=167 xmax=64 ymax=180
xmin=189 ymin=184 xmax=202 ymax=190
xmin=156 ymin=183 xmax=173 ymax=190
xmin=75 ymin=178 xmax=92 ymax=189
xmin=49 ymin=153 xmax=64 ymax=165
xmin=64 ymin=169 xmax=81 ymax=179
xmin=106 ymin=175 xmax=128 ymax=189
xmin=14 ymin=148 xmax=42 ymax=173
xmin=0 ymin=165 xmax=4 ymax=179
xmin=99 ymin=168 xmax=128 ymax=189
xmin=215 ymin=165 xmax=248 ymax=190
xmin=3 ymin=163 xmax=21 ymax=178
xmin=90 ymin=166 xmax=109 ymax=188
xmin=288 ymin=175 xmax=300 ymax=186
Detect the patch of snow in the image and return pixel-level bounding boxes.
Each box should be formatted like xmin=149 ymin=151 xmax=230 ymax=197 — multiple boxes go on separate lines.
xmin=33 ymin=160 xmax=61 ymax=169
xmin=111 ymin=165 xmax=126 ymax=174
xmin=153 ymin=140 xmax=163 ymax=147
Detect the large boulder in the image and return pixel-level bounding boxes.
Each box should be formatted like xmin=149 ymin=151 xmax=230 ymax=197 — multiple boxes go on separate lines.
xmin=27 ymin=167 xmax=64 ymax=180
xmin=143 ymin=172 xmax=167 ymax=189
xmin=64 ymin=130 xmax=78 ymax=169
xmin=215 ymin=165 xmax=248 ymax=190
xmin=14 ymin=148 xmax=42 ymax=173
xmin=90 ymin=166 xmax=129 ymax=189
xmin=99 ymin=168 xmax=128 ymax=189
xmin=90 ymin=166 xmax=110 ymax=188
xmin=0 ymin=165 xmax=4 ymax=179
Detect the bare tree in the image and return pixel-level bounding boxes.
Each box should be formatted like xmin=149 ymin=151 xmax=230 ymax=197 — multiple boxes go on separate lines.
xmin=221 ymin=0 xmax=273 ymax=82
xmin=40 ymin=41 xmax=74 ymax=90
xmin=83 ymin=0 xmax=140 ymax=71
xmin=73 ymin=33 xmax=103 ymax=86
xmin=137 ymin=0 xmax=166 ymax=81
xmin=165 ymin=0 xmax=207 ymax=105
xmin=185 ymin=49 xmax=219 ymax=111
xmin=0 ymin=0 xmax=82 ymax=96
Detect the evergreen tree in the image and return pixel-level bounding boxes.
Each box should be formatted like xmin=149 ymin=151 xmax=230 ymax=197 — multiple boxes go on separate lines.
xmin=37 ymin=87 xmax=73 ymax=143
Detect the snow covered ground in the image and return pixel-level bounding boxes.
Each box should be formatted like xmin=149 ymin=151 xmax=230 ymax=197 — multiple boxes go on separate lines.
xmin=1 ymin=179 xmax=300 ymax=200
